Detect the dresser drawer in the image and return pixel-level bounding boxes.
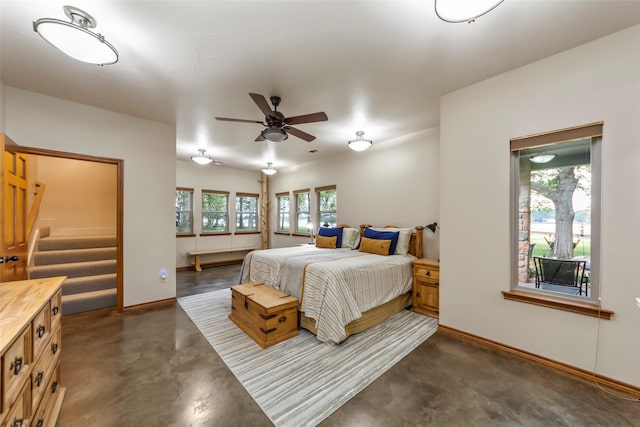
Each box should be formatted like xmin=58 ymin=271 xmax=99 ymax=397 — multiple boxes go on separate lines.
xmin=414 ymin=267 xmax=439 ymax=282
xmin=50 ymin=290 xmax=62 ymax=332
xmin=2 ymin=327 xmax=31 ymax=418
xmin=31 ymin=324 xmax=61 ymax=416
xmin=1 ymin=379 xmax=30 ymax=427
xmin=32 ymin=302 xmax=51 ymax=361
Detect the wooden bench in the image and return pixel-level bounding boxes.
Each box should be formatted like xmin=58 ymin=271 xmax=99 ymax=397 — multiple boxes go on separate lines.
xmin=187 ymin=247 xmax=258 ymax=271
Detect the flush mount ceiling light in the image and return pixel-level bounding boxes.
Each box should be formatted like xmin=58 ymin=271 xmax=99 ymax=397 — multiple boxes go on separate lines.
xmin=529 ymin=154 xmax=556 ymax=164
xmin=262 ymin=162 xmax=277 ymax=175
xmin=261 ymin=127 xmax=288 ymax=143
xmin=33 ymin=6 xmax=118 ymax=65
xmin=348 ymin=131 xmax=372 ymax=152
xmin=435 ymin=0 xmax=504 ymax=23
xmin=191 ymin=149 xmax=214 ymax=165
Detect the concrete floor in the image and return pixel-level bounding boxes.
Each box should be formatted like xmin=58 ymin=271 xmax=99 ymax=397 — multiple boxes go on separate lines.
xmin=58 ymin=265 xmax=640 ymax=426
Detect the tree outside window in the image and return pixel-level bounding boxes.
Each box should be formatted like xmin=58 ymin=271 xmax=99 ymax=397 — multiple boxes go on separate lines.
xmin=317 ymin=186 xmax=337 ymax=227
xmin=236 ymin=193 xmax=258 ymax=232
xmin=202 ymin=190 xmax=229 ymax=233
xmin=276 ymin=192 xmax=290 ymax=232
xmin=294 ymin=189 xmax=311 ymax=234
xmin=176 ymin=188 xmax=193 ymax=234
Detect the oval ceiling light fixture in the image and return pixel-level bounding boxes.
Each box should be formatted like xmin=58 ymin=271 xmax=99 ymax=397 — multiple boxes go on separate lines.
xmin=529 ymin=154 xmax=556 ymax=164
xmin=348 ymin=131 xmax=372 ymax=152
xmin=261 ymin=162 xmax=277 ymax=175
xmin=191 ymin=149 xmax=214 ymax=165
xmin=435 ymin=0 xmax=504 ymax=23
xmin=33 ymin=6 xmax=118 ymax=65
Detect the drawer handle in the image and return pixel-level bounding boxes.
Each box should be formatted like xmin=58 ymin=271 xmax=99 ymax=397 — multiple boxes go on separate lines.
xmin=36 ymin=420 xmax=44 ymax=427
xmin=51 ymin=381 xmax=58 ymax=394
xmin=52 ymin=306 xmax=59 ymax=315
xmin=10 ymin=356 xmax=23 ymax=375
xmin=278 ymin=316 xmax=287 ymax=323
xmin=12 ymin=417 xmax=24 ymax=427
xmin=37 ymin=324 xmax=46 ymax=338
xmin=35 ymin=371 xmax=44 ymax=387
xmin=416 ymin=292 xmax=421 ymax=298
xmin=426 ymin=271 xmax=431 ymax=276
xmin=51 ymin=342 xmax=59 ymax=354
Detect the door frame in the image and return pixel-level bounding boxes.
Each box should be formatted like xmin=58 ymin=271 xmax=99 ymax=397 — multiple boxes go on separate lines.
xmin=16 ymin=145 xmax=124 ymax=312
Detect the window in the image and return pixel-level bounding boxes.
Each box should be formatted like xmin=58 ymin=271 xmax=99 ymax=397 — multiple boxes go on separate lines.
xmin=510 ymin=123 xmax=601 ymax=305
xmin=294 ymin=189 xmax=311 ymax=234
xmin=176 ymin=188 xmax=194 ymax=234
xmin=236 ymin=192 xmax=259 ymax=232
xmin=202 ymin=190 xmax=229 ymax=234
xmin=316 ymin=185 xmax=337 ymax=227
xmin=276 ymin=192 xmax=290 ymax=233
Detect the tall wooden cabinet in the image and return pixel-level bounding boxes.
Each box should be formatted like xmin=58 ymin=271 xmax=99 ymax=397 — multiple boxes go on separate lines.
xmin=1 ymin=276 xmax=66 ymax=427
xmin=411 ymin=259 xmax=440 ymax=318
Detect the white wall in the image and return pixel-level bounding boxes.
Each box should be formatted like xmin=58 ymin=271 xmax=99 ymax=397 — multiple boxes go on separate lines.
xmin=37 ymin=156 xmax=117 ymax=236
xmin=269 ymin=128 xmax=440 ymax=259
xmin=5 ymin=87 xmax=177 ymax=307
xmin=440 ymin=25 xmax=640 ymax=386
xmin=175 ymin=160 xmax=262 ymax=268
xmin=0 ymin=80 xmax=6 ymax=133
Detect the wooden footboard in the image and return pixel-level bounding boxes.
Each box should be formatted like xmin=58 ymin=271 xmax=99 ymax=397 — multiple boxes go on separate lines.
xmin=300 ymin=292 xmax=411 ymax=339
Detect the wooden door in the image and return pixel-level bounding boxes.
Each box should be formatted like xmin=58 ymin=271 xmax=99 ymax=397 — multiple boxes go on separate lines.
xmin=2 ymin=139 xmax=28 ymax=281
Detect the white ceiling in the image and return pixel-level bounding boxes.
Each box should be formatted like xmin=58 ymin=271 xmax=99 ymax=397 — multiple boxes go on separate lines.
xmin=2 ymin=1 xmax=639 ymax=172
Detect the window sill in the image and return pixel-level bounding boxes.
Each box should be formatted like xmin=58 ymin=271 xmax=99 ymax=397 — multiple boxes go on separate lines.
xmin=274 ymin=232 xmax=291 ymax=236
xmin=176 ymin=233 xmax=195 ymax=238
xmin=502 ymin=290 xmax=613 ymax=320
xmin=234 ymin=231 xmax=260 ymax=235
xmin=199 ymin=232 xmax=231 ymax=237
xmin=292 ymin=233 xmax=312 ymax=238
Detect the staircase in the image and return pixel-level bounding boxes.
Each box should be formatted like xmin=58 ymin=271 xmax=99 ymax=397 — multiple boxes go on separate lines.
xmin=31 ymin=233 xmax=118 ymax=315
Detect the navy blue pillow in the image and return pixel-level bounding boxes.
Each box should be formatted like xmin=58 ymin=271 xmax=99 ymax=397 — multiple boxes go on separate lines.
xmin=363 ymin=228 xmax=399 ymax=255
xmin=318 ymin=227 xmax=344 ymax=248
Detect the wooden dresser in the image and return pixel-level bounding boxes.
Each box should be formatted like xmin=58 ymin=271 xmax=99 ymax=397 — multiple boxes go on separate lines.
xmin=411 ymin=259 xmax=440 ymax=318
xmin=1 ymin=276 xmax=66 ymax=427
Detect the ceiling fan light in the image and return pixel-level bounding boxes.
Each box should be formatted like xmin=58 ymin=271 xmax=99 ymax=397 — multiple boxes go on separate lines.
xmin=529 ymin=154 xmax=556 ymax=164
xmin=191 ymin=149 xmax=214 ymax=165
xmin=262 ymin=162 xmax=277 ymax=175
xmin=33 ymin=6 xmax=118 ymax=65
xmin=435 ymin=0 xmax=504 ymax=23
xmin=262 ymin=128 xmax=288 ymax=142
xmin=348 ymin=131 xmax=372 ymax=152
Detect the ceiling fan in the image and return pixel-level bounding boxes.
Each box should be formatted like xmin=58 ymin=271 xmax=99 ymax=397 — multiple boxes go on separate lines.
xmin=215 ymin=93 xmax=328 ymax=142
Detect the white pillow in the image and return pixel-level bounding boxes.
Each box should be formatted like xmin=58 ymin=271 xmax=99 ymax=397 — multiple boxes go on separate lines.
xmin=371 ymin=227 xmax=412 ymax=255
xmin=341 ymin=228 xmax=361 ymax=249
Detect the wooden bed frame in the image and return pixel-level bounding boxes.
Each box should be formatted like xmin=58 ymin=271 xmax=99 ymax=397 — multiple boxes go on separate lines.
xmin=300 ymin=224 xmax=424 ymax=340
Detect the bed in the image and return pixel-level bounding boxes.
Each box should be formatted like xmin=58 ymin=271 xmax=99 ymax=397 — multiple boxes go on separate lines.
xmin=239 ymin=224 xmax=424 ymax=344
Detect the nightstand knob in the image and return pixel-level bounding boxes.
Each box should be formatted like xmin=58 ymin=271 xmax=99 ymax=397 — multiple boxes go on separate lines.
xmin=426 ymin=271 xmax=431 ymax=276
xmin=416 ymin=292 xmax=421 ymax=297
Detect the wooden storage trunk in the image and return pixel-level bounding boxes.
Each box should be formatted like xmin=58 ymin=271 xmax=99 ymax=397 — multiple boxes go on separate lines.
xmin=229 ymin=283 xmax=298 ymax=348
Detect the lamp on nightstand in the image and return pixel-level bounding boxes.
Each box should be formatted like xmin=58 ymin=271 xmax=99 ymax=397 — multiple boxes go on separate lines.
xmin=425 ymin=222 xmax=439 ymax=234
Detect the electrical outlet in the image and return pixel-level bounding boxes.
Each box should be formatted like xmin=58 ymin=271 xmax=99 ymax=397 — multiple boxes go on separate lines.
xmin=160 ymin=269 xmax=167 ymax=281
xmin=635 ymin=297 xmax=640 ymax=308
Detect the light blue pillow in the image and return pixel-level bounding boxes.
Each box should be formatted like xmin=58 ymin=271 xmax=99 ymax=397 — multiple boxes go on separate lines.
xmin=363 ymin=228 xmax=399 ymax=255
xmin=318 ymin=227 xmax=344 ymax=248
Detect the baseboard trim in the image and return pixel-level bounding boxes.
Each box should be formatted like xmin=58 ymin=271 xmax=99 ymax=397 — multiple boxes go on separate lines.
xmin=438 ymin=324 xmax=640 ymax=399
xmin=123 ymin=297 xmax=177 ymax=312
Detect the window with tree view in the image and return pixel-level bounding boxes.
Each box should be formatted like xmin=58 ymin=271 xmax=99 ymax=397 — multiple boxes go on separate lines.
xmin=294 ymin=189 xmax=311 ymax=234
xmin=202 ymin=190 xmax=229 ymax=233
xmin=511 ymin=123 xmax=601 ymax=304
xmin=317 ymin=186 xmax=337 ymax=227
xmin=236 ymin=193 xmax=258 ymax=232
xmin=176 ymin=188 xmax=193 ymax=234
xmin=276 ymin=192 xmax=290 ymax=232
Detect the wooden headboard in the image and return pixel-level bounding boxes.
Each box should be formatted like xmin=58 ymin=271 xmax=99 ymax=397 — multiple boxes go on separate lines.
xmin=359 ymin=225 xmax=424 ymax=258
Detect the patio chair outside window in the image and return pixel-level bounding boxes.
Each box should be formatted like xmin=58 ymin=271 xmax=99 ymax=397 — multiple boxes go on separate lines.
xmin=533 ymin=257 xmax=588 ymax=296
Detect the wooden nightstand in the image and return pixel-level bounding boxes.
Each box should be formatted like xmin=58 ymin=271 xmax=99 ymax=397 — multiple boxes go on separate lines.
xmin=411 ymin=258 xmax=439 ymax=318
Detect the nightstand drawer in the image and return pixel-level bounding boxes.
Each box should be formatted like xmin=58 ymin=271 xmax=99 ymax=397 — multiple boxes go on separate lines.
xmin=414 ymin=267 xmax=439 ymax=281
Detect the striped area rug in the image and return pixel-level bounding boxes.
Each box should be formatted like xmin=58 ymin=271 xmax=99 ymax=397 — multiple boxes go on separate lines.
xmin=178 ymin=289 xmax=438 ymax=427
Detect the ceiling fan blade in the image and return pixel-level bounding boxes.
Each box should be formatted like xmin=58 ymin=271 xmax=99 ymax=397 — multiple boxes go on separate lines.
xmin=285 ymin=126 xmax=316 ymax=142
xmin=254 ymin=133 xmax=266 ymax=142
xmin=215 ymin=117 xmax=264 ymax=124
xmin=249 ymin=93 xmax=274 ymax=118
xmin=285 ymin=112 xmax=328 ymax=125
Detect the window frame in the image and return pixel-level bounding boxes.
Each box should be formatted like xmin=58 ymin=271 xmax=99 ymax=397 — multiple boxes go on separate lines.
xmin=235 ymin=192 xmax=259 ymax=234
xmin=201 ymin=189 xmax=230 ymax=235
xmin=176 ymin=187 xmax=194 ymax=236
xmin=276 ymin=191 xmax=291 ymax=234
xmin=506 ymin=122 xmax=605 ymax=316
xmin=293 ymin=188 xmax=311 ymax=235
xmin=316 ymin=185 xmax=337 ymax=228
